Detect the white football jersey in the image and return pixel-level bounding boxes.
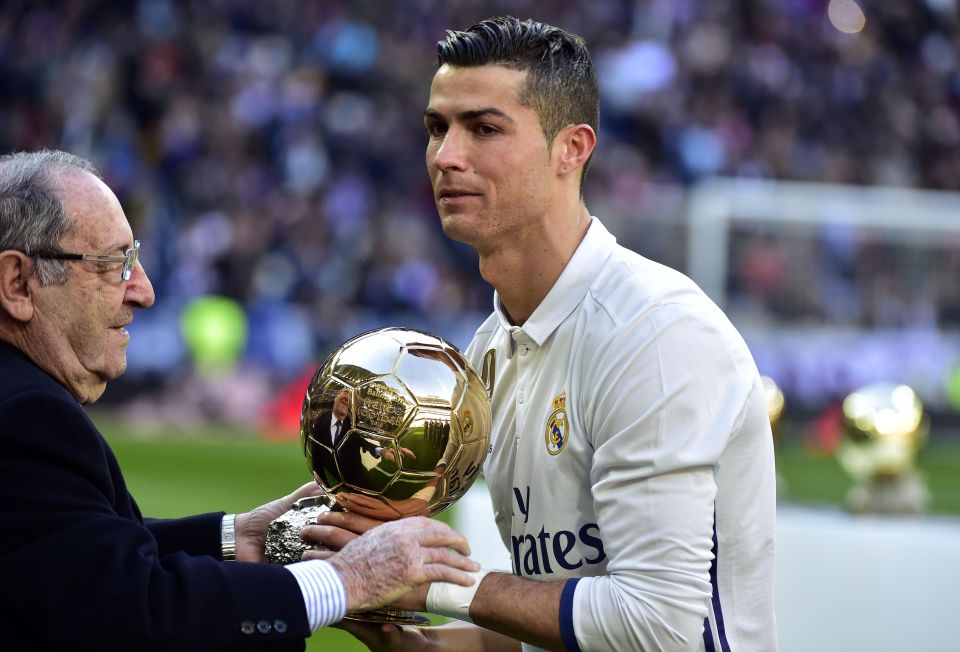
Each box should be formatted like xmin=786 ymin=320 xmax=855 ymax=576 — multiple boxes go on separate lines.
xmin=465 ymin=218 xmax=777 ymax=652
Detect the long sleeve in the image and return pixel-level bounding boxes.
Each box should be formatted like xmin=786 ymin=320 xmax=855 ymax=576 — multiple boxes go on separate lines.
xmin=0 ymin=388 xmax=311 ymax=651
xmin=568 ymin=302 xmax=771 ymax=651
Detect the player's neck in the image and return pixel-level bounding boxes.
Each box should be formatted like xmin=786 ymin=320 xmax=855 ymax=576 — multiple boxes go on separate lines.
xmin=479 ymin=204 xmax=591 ymax=326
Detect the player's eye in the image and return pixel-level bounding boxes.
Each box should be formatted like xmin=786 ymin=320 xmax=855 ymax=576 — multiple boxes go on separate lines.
xmin=426 ymin=122 xmax=447 ymax=137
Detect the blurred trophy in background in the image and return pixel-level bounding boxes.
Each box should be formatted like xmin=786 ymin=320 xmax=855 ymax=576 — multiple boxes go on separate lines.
xmin=266 ymin=327 xmax=491 ymax=625
xmin=837 ymin=382 xmax=929 ymax=514
xmin=762 ymin=376 xmax=787 ymax=495
xmin=763 ymin=376 xmax=785 ymax=447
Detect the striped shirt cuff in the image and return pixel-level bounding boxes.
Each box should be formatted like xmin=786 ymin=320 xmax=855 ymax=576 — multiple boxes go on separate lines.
xmin=286 ymin=560 xmax=348 ymax=632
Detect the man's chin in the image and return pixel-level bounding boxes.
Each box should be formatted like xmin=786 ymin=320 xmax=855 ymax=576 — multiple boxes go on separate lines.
xmin=438 ymin=216 xmax=476 ymax=246
xmin=101 ymin=357 xmax=128 ymax=383
xmin=76 ymin=378 xmax=110 ymax=405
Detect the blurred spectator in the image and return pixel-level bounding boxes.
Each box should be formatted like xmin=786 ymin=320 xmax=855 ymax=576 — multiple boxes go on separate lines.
xmin=2 ymin=0 xmax=958 ymax=413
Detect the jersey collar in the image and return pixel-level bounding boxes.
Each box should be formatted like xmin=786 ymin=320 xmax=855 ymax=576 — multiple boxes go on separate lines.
xmin=493 ymin=217 xmax=616 ymax=352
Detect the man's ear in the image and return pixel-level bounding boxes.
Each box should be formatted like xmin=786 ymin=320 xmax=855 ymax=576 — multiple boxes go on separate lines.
xmin=555 ymin=123 xmax=597 ymax=179
xmin=0 ymin=251 xmax=36 ymax=322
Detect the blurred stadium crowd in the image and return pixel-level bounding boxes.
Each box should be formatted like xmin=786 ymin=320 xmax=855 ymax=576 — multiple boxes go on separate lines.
xmin=2 ymin=0 xmax=959 ymax=418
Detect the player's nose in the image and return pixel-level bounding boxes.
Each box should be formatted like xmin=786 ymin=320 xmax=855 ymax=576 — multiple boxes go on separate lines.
xmin=430 ymin=126 xmax=469 ymax=172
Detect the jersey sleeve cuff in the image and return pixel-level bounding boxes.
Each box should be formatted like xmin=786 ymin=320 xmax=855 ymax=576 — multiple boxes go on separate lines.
xmin=560 ymin=577 xmax=582 ymax=652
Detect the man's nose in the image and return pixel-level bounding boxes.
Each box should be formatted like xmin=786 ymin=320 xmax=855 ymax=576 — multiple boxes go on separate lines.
xmin=125 ymin=260 xmax=155 ymax=308
xmin=430 ymin=127 xmax=468 ymax=172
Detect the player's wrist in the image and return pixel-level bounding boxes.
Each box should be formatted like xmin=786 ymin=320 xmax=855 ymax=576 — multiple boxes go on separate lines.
xmin=426 ymin=569 xmax=491 ymax=623
xmin=389 ymin=583 xmax=429 ymax=612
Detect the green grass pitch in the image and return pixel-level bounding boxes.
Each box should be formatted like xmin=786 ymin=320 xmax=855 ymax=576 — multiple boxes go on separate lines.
xmin=98 ymin=419 xmax=960 ymax=650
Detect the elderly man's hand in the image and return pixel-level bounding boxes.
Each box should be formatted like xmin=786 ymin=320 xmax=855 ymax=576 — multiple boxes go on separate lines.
xmin=300 ymin=509 xmax=431 ymax=612
xmin=326 ymin=516 xmax=478 ymax=613
xmin=234 ymin=481 xmax=324 ymax=562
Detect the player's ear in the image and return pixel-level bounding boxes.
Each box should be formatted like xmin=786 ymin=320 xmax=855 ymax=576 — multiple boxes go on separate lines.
xmin=0 ymin=250 xmax=36 ymax=322
xmin=555 ymin=123 xmax=597 ymax=180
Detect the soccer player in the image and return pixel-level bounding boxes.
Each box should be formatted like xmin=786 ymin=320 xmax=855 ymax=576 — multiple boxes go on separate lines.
xmin=310 ymin=16 xmax=777 ymax=651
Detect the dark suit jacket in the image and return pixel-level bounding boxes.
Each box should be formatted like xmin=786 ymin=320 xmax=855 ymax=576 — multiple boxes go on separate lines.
xmin=0 ymin=341 xmax=310 ymax=651
xmin=309 ymin=410 xmax=380 ymax=490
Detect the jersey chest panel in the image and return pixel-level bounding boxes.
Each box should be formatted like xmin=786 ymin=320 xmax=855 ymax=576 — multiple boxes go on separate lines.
xmin=474 ymin=328 xmax=606 ymax=581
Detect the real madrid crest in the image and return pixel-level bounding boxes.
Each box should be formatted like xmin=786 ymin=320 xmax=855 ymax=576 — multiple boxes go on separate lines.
xmin=545 ymin=392 xmax=569 ymax=456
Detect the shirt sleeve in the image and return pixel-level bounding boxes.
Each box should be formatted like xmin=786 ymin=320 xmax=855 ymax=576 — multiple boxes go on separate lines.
xmin=285 ymin=560 xmax=348 ymax=630
xmin=567 ymin=302 xmax=758 ymax=651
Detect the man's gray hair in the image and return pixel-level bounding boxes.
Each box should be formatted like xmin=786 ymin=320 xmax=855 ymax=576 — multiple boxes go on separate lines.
xmin=0 ymin=149 xmax=101 ymax=286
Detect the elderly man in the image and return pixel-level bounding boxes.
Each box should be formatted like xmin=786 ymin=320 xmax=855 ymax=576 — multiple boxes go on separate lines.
xmin=0 ymin=149 xmax=479 ymax=651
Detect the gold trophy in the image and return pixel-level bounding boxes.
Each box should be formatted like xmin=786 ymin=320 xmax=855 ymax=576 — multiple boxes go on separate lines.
xmin=837 ymin=382 xmax=929 ymax=514
xmin=761 ymin=376 xmax=786 ymax=495
xmin=266 ymin=327 xmax=491 ymax=625
xmin=762 ymin=375 xmax=785 ymax=446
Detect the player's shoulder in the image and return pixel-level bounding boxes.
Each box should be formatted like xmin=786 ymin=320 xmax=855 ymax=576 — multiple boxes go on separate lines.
xmin=587 ymin=243 xmax=715 ymax=328
xmin=588 ymin=245 xmax=766 ymax=392
xmin=582 ymin=243 xmax=760 ymax=371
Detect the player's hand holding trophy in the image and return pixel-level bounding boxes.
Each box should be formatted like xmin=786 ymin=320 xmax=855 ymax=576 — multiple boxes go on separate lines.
xmin=266 ymin=327 xmax=491 ymax=624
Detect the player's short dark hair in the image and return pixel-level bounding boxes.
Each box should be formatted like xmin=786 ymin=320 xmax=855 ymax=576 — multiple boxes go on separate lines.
xmin=437 ymin=16 xmax=599 ymax=192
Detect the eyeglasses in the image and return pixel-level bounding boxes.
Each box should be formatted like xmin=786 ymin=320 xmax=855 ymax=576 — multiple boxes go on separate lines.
xmin=29 ymin=240 xmax=140 ymax=281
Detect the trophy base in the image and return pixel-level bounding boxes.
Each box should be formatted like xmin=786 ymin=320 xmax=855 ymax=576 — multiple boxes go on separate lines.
xmin=343 ymin=609 xmax=431 ymax=626
xmin=846 ymin=471 xmax=929 ymax=515
xmin=265 ymin=496 xmax=335 ymax=564
xmin=267 ymin=496 xmax=435 ymax=627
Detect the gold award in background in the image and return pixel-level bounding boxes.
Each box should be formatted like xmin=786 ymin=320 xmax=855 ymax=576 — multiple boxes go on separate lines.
xmin=838 ymin=382 xmax=929 ymax=514
xmin=266 ymin=327 xmax=491 ymax=625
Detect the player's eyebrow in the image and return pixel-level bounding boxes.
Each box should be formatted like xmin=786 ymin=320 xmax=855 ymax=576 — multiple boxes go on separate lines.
xmin=423 ymin=107 xmax=514 ymax=123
